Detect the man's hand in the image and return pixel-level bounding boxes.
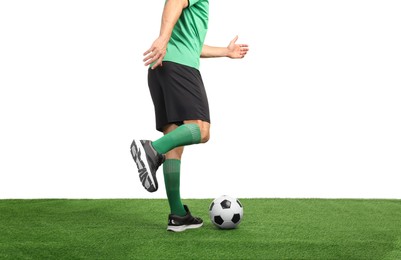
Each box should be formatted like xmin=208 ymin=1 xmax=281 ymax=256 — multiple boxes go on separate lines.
xmin=143 ymin=36 xmax=169 ymax=69
xmin=227 ymin=35 xmax=249 ymax=59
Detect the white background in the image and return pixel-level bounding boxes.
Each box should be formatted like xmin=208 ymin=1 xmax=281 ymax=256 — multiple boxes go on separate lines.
xmin=1 ymin=0 xmax=400 ymax=199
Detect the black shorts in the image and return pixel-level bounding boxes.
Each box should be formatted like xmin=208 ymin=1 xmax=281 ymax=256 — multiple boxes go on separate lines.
xmin=147 ymin=61 xmax=210 ymax=132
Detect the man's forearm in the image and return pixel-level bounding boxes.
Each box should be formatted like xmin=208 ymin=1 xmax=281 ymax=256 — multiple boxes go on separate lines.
xmin=159 ymin=0 xmax=188 ymax=42
xmin=200 ymin=45 xmax=229 ymax=58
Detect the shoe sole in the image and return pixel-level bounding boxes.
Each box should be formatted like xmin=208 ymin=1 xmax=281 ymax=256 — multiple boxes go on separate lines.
xmin=167 ymin=223 xmax=203 ymax=232
xmin=130 ymin=140 xmax=157 ymax=192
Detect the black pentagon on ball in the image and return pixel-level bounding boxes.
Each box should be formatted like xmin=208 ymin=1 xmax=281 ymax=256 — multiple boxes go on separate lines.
xmin=209 ymin=202 xmax=214 ymax=211
xmin=220 ymin=199 xmax=231 ymax=209
xmin=232 ymin=213 xmax=241 ymax=224
xmin=236 ymin=199 xmax=243 ymax=208
xmin=214 ymin=215 xmax=224 ymax=225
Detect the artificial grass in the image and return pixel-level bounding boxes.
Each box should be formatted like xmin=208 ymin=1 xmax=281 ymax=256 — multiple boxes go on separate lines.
xmin=0 ymin=198 xmax=400 ymax=259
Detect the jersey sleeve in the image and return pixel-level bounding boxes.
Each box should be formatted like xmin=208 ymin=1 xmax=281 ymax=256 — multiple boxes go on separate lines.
xmin=188 ymin=0 xmax=200 ymax=7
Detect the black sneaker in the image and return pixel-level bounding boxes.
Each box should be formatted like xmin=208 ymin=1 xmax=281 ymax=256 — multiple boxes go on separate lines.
xmin=167 ymin=205 xmax=203 ymax=232
xmin=130 ymin=140 xmax=165 ymax=192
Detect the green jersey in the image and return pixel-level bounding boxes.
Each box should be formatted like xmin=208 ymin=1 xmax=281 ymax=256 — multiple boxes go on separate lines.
xmin=163 ymin=0 xmax=209 ymax=70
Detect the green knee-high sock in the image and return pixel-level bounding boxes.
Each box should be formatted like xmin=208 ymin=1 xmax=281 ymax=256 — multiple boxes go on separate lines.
xmin=152 ymin=124 xmax=201 ymax=155
xmin=163 ymin=159 xmax=186 ymax=216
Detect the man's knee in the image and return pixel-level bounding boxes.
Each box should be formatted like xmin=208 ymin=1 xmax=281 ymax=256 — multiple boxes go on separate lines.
xmin=200 ymin=128 xmax=210 ymax=143
xmin=197 ymin=121 xmax=210 ymax=143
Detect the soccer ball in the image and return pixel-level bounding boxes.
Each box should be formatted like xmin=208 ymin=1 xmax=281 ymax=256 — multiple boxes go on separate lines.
xmin=209 ymin=195 xmax=243 ymax=229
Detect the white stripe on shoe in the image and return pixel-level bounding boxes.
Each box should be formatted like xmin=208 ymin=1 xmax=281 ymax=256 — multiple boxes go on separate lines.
xmin=167 ymin=223 xmax=203 ymax=232
xmin=132 ymin=140 xmax=156 ymax=191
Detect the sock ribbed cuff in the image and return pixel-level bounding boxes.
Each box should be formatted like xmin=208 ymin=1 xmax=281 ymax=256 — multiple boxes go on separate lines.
xmin=163 ymin=159 xmax=181 ymax=173
xmin=186 ymin=123 xmax=201 ymax=143
xmin=152 ymin=123 xmax=202 ymax=155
